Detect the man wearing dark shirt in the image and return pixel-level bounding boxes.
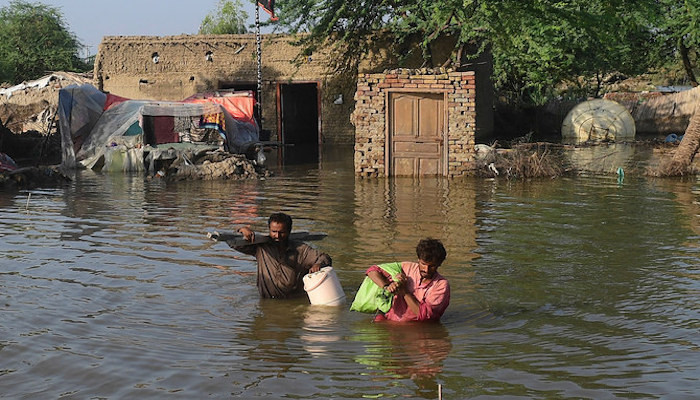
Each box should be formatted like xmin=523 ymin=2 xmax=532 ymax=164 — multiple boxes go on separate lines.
xmin=233 ymin=212 xmax=332 ymax=299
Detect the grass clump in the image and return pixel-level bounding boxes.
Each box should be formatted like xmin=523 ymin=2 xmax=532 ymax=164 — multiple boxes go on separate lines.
xmin=476 ymin=142 xmax=571 ymax=179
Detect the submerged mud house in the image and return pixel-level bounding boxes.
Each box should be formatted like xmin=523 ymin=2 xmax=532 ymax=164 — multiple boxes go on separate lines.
xmin=94 ymin=33 xmax=492 ymax=175
xmin=94 ymin=34 xmax=352 ymax=164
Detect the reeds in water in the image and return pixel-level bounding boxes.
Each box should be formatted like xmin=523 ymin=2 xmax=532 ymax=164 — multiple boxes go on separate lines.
xmin=476 ymin=142 xmax=570 ymax=179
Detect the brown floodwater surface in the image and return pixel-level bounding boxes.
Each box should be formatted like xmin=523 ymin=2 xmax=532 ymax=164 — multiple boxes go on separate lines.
xmin=0 ymin=146 xmax=698 ymax=398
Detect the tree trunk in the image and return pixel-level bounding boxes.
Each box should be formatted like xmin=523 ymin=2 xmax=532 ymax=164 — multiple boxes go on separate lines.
xmin=680 ymin=42 xmax=699 ymax=87
xmin=670 ymin=104 xmax=700 ymax=172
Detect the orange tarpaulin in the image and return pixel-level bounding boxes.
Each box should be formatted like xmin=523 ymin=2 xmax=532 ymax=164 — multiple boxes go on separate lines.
xmin=183 ymin=92 xmax=256 ymax=127
xmin=103 ymin=91 xmax=256 ymax=128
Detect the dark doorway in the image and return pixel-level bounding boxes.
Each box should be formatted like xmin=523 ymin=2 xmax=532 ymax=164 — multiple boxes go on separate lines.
xmin=279 ymin=83 xmax=320 ymax=164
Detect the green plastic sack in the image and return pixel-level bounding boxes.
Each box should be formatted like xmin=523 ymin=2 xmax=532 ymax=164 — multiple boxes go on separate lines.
xmin=350 ymin=262 xmax=402 ymax=313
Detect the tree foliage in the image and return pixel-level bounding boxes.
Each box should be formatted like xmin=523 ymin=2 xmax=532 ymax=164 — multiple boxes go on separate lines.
xmin=199 ymin=0 xmax=249 ymax=34
xmin=655 ymin=0 xmax=700 ymax=86
xmin=275 ymin=0 xmax=663 ymax=104
xmin=0 ymin=1 xmax=87 ymax=84
xmin=483 ymin=0 xmax=660 ymax=102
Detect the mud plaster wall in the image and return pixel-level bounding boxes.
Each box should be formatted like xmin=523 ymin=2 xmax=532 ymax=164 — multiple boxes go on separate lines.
xmin=604 ymin=87 xmax=700 ymax=135
xmin=95 ymin=34 xmax=355 ymax=144
xmin=353 ymin=69 xmax=476 ymax=177
xmin=0 ymin=73 xmax=92 ymax=134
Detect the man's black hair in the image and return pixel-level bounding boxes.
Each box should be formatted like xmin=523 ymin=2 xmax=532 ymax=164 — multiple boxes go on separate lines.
xmin=416 ymin=238 xmax=447 ymax=266
xmin=268 ymin=212 xmax=293 ymax=232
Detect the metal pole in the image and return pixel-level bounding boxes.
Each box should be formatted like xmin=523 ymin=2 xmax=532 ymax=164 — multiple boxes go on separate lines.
xmin=255 ymin=4 xmax=263 ymax=130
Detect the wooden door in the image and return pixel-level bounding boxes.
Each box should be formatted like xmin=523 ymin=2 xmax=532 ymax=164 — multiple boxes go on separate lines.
xmin=389 ymin=92 xmax=445 ymax=176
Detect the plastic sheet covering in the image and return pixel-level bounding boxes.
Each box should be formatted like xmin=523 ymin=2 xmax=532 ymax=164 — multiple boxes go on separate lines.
xmin=76 ymin=101 xmax=145 ymax=169
xmin=183 ymin=91 xmax=257 ymax=126
xmin=75 ymin=101 xmax=224 ymax=170
xmin=58 ymin=84 xmax=108 ymax=169
xmin=226 ymin=114 xmax=259 ymax=152
xmin=59 ymin=84 xmax=259 ymax=170
xmin=102 ymin=135 xmax=144 ymax=172
xmin=0 ymin=152 xmax=18 ymax=172
xmin=102 ymin=146 xmax=145 ymax=172
xmin=184 ymin=91 xmax=259 ymax=151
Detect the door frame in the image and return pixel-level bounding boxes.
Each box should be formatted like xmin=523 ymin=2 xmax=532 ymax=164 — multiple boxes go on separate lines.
xmin=276 ymin=81 xmax=323 ymax=146
xmin=384 ymin=88 xmax=449 ymax=176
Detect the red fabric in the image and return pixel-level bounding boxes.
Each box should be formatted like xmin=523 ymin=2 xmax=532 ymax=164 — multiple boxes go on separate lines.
xmin=105 ymin=92 xmax=255 ymax=129
xmin=153 ymin=116 xmax=177 ymax=144
xmin=184 ymin=92 xmax=256 ymax=127
xmin=258 ymin=0 xmax=278 ymax=21
xmin=104 ymin=93 xmax=130 ymax=110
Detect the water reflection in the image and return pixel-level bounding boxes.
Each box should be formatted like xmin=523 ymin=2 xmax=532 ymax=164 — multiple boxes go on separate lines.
xmin=351 ymin=176 xmax=479 ymax=269
xmin=1 ymin=146 xmax=699 ymax=399
xmin=567 ymin=143 xmax=655 ymax=174
xmin=301 ymin=306 xmax=344 ymax=357
xmin=237 ymin=300 xmax=309 ymax=366
xmin=351 ymin=322 xmax=452 ymax=393
xmin=650 ymin=176 xmax=700 ymax=240
xmin=0 ymin=190 xmax=18 ymax=209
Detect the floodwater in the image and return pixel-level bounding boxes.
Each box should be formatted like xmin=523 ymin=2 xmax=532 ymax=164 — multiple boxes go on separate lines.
xmin=1 ymin=146 xmax=698 ymax=399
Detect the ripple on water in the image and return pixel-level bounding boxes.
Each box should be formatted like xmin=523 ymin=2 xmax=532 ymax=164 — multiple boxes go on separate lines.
xmin=1 ymin=166 xmax=699 ymax=398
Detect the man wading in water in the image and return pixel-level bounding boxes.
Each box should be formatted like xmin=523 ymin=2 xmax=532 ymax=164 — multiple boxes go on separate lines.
xmin=234 ymin=212 xmax=332 ymax=299
xmin=364 ymin=238 xmax=450 ymax=322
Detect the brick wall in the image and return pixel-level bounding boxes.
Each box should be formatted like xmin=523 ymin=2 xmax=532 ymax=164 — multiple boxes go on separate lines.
xmin=352 ymin=68 xmax=477 ymax=177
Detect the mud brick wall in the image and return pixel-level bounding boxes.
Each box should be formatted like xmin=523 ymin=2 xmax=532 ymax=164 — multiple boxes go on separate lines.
xmin=94 ymin=34 xmax=355 ymax=144
xmin=352 ymin=68 xmax=477 ymax=177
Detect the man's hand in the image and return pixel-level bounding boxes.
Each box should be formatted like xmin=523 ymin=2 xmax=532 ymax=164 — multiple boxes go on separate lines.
xmin=385 ymin=280 xmax=401 ymax=294
xmin=238 ymin=227 xmax=255 ymax=242
xmin=309 ymin=264 xmax=322 ymax=273
xmin=385 ymin=272 xmax=406 ymax=294
xmin=367 ymin=269 xmax=403 ymax=293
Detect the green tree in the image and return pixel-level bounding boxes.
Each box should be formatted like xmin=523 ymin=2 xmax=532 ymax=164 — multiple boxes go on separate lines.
xmin=0 ymin=1 xmax=87 ymax=84
xmin=276 ymin=0 xmax=661 ymax=104
xmin=199 ymin=0 xmax=249 ymax=34
xmin=483 ymin=0 xmax=660 ymax=102
xmin=655 ymin=0 xmax=700 ymax=86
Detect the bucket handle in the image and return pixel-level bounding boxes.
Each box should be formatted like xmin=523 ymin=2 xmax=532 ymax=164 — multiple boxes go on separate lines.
xmin=304 ymin=267 xmax=332 ymax=291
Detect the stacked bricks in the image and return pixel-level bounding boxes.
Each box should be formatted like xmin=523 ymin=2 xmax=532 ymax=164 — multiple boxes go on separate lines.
xmin=352 ymin=68 xmax=477 ymax=177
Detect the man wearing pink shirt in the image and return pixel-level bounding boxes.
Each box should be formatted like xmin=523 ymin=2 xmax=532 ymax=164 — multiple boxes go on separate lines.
xmin=365 ymin=238 xmax=450 ymax=322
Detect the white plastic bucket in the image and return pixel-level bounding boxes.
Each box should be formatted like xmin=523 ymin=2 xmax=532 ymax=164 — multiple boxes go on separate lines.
xmin=303 ymin=266 xmax=346 ymax=306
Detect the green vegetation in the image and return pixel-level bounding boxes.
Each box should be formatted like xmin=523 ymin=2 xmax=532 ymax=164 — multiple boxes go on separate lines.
xmin=0 ymin=1 xmax=88 ymax=84
xmin=199 ymin=0 xmax=250 ymax=34
xmin=656 ymin=0 xmax=700 ymax=87
xmin=275 ymin=0 xmax=698 ymax=105
xmin=2 ymin=0 xmax=698 ymax=108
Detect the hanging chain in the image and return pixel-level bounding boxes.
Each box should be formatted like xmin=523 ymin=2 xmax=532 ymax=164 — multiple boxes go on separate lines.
xmin=255 ymin=4 xmax=263 ymax=129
